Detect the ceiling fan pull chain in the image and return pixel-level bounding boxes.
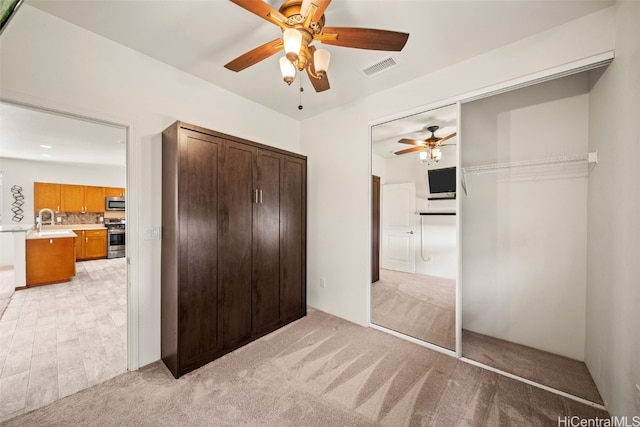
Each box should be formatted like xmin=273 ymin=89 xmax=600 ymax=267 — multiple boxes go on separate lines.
xmin=298 ymin=80 xmax=304 ymax=110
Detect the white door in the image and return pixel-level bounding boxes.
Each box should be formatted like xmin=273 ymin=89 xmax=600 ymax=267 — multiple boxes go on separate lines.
xmin=381 ymin=183 xmax=416 ymax=273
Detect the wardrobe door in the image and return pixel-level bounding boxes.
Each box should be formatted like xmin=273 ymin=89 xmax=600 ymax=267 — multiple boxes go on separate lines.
xmin=252 ymin=149 xmax=283 ymax=335
xmin=219 ymin=140 xmax=255 ymax=349
xmin=280 ymin=155 xmax=306 ymax=322
xmin=178 ymin=130 xmax=222 ymax=370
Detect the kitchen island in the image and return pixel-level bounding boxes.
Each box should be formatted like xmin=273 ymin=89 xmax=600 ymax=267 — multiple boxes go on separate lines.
xmin=26 ymin=229 xmax=77 ymax=287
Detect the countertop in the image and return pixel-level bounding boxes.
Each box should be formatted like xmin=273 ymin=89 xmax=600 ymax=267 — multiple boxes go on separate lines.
xmin=41 ymin=224 xmax=107 ymax=231
xmin=25 ymin=224 xmax=106 ymax=240
xmin=0 ymin=224 xmax=34 ymax=233
xmin=27 ymin=229 xmax=78 ymax=240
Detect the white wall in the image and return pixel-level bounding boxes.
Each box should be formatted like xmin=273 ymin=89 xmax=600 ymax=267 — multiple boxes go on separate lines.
xmin=460 ymin=73 xmax=590 ymax=360
xmin=383 ymin=153 xmax=457 ymax=279
xmin=0 ymin=5 xmax=300 ymax=367
xmin=586 ymin=1 xmax=640 ymax=417
xmin=0 ymin=157 xmax=126 ymax=265
xmin=301 ymin=7 xmax=614 ymax=326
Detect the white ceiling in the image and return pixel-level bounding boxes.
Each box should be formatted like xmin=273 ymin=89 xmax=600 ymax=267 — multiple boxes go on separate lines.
xmin=0 ymin=102 xmax=127 ymax=166
xmin=0 ymin=0 xmax=613 ymax=166
xmin=26 ymin=0 xmax=612 ymax=121
xmin=371 ymin=103 xmax=457 ymax=159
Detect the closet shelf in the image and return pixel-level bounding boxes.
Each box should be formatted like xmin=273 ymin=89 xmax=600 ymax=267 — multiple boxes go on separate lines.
xmin=462 ymin=151 xmax=598 ymax=176
xmin=460 ymin=151 xmax=598 ymax=196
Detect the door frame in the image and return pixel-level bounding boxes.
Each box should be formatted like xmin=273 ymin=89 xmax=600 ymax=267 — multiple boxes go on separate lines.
xmin=0 ymin=97 xmax=138 ymax=369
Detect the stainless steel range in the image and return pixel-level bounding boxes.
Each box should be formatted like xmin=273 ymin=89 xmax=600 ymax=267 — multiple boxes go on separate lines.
xmin=105 ymin=218 xmax=126 ymax=259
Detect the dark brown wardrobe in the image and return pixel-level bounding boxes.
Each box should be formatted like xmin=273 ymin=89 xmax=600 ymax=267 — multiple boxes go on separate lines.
xmin=161 ymin=121 xmax=306 ymax=378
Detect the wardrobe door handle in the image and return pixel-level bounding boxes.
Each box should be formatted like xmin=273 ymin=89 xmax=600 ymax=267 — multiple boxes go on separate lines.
xmin=259 ymin=190 xmax=263 ymax=204
xmin=254 ymin=189 xmax=258 ymax=204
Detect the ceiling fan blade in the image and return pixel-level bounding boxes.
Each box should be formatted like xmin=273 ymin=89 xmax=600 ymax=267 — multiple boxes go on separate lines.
xmin=321 ymin=27 xmax=409 ymax=51
xmin=307 ymin=45 xmax=330 ymax=92
xmin=438 ymin=132 xmax=457 ymax=144
xmin=398 ymin=138 xmax=424 ymax=145
xmin=395 ymin=146 xmax=426 ymax=155
xmin=224 ymin=38 xmax=284 ymax=72
xmin=307 ymin=71 xmax=330 ymax=92
xmin=229 ymin=0 xmax=288 ymax=28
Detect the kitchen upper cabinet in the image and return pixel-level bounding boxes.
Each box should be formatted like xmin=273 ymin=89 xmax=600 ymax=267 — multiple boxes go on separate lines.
xmin=85 ymin=186 xmax=106 ymax=212
xmin=61 ymin=184 xmax=105 ymax=213
xmin=74 ymin=229 xmax=107 ymax=260
xmin=61 ymin=184 xmax=84 ymax=212
xmin=105 ymin=187 xmax=126 ymax=197
xmin=34 ymin=182 xmax=61 ymax=212
xmin=161 ymin=121 xmax=307 ymax=378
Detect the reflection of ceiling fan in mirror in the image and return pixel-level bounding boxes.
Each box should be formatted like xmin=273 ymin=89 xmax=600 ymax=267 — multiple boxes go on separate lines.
xmin=394 ymin=125 xmax=457 ymax=162
xmin=224 ymin=0 xmax=410 ymax=92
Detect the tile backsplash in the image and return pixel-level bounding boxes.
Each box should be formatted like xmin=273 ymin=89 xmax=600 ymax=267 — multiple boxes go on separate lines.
xmin=34 ymin=212 xmax=104 ymax=225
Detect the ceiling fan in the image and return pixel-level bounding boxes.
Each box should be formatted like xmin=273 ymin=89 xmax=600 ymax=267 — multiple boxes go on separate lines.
xmin=394 ymin=125 xmax=457 ymax=162
xmin=224 ymin=0 xmax=410 ymax=92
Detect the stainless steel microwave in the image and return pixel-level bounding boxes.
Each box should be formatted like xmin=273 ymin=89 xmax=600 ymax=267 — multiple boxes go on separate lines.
xmin=105 ymin=196 xmax=125 ymax=211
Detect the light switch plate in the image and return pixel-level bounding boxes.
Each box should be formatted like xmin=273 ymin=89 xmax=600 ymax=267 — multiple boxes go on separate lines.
xmin=144 ymin=227 xmax=161 ymax=240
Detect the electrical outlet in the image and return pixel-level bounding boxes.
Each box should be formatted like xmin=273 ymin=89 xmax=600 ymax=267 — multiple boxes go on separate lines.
xmin=320 ymin=277 xmax=326 ymax=289
xmin=56 ymin=217 xmax=62 ymax=223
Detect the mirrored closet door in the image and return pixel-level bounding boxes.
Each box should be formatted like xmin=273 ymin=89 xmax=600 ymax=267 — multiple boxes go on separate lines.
xmin=370 ymin=104 xmax=458 ymax=351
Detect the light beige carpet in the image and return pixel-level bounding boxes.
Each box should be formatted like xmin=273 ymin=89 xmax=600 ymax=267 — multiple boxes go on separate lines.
xmin=372 ymin=269 xmax=455 ymax=350
xmin=462 ymin=329 xmax=604 ymax=405
xmin=1 ymin=307 xmax=608 ymax=426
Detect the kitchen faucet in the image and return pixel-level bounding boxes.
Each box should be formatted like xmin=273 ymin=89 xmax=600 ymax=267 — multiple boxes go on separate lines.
xmin=37 ymin=208 xmax=55 ymax=233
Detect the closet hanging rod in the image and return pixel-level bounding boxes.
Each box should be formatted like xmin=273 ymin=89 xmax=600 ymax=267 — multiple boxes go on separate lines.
xmin=462 ymin=151 xmax=598 ymax=175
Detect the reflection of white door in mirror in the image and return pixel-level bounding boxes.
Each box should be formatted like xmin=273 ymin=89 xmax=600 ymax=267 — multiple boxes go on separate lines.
xmin=381 ymin=183 xmax=415 ymax=274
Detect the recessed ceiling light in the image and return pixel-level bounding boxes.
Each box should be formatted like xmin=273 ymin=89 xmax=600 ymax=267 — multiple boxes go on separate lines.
xmin=41 ymin=154 xmax=52 ymax=158
xmin=40 ymin=144 xmax=53 ymax=149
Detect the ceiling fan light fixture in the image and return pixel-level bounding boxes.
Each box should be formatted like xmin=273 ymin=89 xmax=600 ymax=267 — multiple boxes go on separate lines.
xmin=431 ymin=148 xmax=442 ymax=162
xmin=283 ymin=28 xmax=302 ymax=62
xmin=279 ymin=56 xmax=296 ymax=85
xmin=419 ymin=150 xmax=428 ymax=161
xmin=313 ymin=48 xmax=330 ymax=75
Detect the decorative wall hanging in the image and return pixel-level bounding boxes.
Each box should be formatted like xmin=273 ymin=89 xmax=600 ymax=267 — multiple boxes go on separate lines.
xmin=10 ymin=184 xmax=24 ymax=222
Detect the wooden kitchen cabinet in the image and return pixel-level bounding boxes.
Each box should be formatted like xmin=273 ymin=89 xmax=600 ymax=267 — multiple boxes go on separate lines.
xmin=34 ymin=182 xmax=61 ymax=212
xmin=26 ymin=237 xmax=76 ymax=286
xmin=161 ymin=121 xmax=306 ymax=378
xmin=61 ymin=184 xmax=84 ymax=211
xmin=85 ymin=186 xmax=106 ymax=212
xmin=74 ymin=229 xmax=107 ymax=260
xmin=105 ymin=187 xmax=126 ymax=197
xmin=62 ymin=184 xmax=105 ymax=213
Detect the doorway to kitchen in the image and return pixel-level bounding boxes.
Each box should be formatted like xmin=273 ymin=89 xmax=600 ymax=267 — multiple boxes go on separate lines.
xmin=0 ymin=100 xmax=130 ymax=421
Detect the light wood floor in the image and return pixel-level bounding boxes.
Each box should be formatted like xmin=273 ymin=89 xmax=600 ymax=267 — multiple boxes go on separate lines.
xmin=0 ymin=258 xmax=126 ymax=422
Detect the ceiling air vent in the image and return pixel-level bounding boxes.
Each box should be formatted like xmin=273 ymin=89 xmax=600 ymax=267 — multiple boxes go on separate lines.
xmin=362 ymin=56 xmax=397 ymax=77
